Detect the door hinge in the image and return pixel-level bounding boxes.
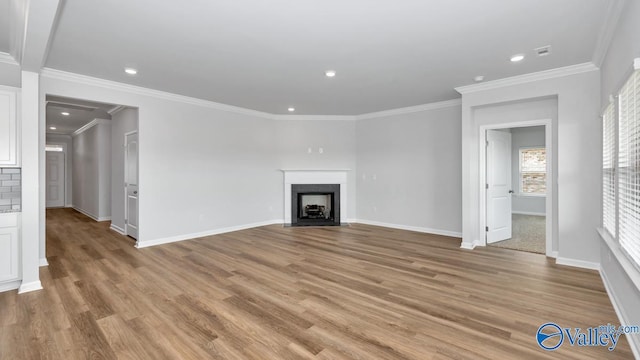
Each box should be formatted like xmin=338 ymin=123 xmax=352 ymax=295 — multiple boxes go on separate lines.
xmin=486 ymin=226 xmax=489 ymax=232
xmin=486 ymin=183 xmax=489 ymax=189
xmin=486 ymin=140 xmax=489 ymax=147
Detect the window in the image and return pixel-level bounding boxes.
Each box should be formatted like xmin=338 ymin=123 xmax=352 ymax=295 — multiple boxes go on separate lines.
xmin=45 ymin=144 xmax=64 ymax=152
xmin=618 ymin=68 xmax=640 ymax=266
xmin=603 ymin=65 xmax=640 ymax=268
xmin=519 ymin=147 xmax=546 ymax=195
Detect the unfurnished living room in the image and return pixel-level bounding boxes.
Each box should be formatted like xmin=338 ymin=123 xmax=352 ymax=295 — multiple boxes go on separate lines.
xmin=0 ymin=0 xmax=639 ymax=359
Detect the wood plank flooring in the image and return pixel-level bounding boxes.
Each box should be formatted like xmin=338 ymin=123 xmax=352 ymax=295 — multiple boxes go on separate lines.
xmin=0 ymin=208 xmax=634 ymax=359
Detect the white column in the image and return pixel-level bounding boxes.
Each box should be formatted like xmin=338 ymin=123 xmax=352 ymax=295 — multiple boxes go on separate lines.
xmin=19 ymin=71 xmax=42 ymax=293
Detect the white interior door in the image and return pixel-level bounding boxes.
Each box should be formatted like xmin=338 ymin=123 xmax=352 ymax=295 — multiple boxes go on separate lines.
xmin=45 ymin=151 xmax=65 ymax=208
xmin=486 ymin=130 xmax=512 ymax=243
xmin=125 ymin=132 xmax=138 ymax=239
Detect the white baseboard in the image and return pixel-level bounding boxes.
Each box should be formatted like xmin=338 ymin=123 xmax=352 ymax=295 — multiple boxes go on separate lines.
xmin=354 ymin=219 xmax=462 ymax=238
xmin=39 ymin=258 xmax=49 ymax=267
xmin=136 ymin=219 xmax=285 ymax=249
xmin=556 ymin=257 xmax=600 ymax=270
xmin=18 ymin=281 xmax=43 ymax=294
xmin=460 ymin=241 xmax=478 ymax=250
xmin=550 ymin=251 xmax=558 ymax=258
xmin=110 ymin=224 xmax=125 ymax=235
xmin=0 ymin=280 xmax=21 ymax=292
xmin=72 ymin=206 xmax=111 ymax=222
xmin=512 ymin=211 xmax=546 ymax=216
xmin=65 ymin=204 xmax=73 ymax=208
xmin=600 ymin=267 xmax=640 ymax=359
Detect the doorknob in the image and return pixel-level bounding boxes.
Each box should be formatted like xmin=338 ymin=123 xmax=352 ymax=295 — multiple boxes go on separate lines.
xmin=508 ymin=190 xmax=514 ymax=194
xmin=133 ymin=191 xmax=138 ymax=195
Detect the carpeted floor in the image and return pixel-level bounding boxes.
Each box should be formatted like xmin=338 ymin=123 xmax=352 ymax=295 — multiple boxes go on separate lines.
xmin=489 ymin=214 xmax=545 ymax=254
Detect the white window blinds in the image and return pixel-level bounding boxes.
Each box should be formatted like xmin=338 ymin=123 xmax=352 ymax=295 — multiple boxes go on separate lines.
xmin=618 ymin=69 xmax=640 ymax=266
xmin=603 ymin=103 xmax=616 ymax=237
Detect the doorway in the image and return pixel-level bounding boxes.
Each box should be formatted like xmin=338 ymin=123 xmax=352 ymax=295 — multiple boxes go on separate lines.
xmin=124 ymin=131 xmax=138 ymax=239
xmin=45 ymin=148 xmax=65 ymax=208
xmin=481 ymin=122 xmax=552 ymax=256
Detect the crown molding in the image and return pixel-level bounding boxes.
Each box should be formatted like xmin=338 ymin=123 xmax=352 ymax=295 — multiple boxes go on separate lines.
xmin=0 ymin=52 xmax=18 ymax=66
xmin=41 ymin=68 xmax=276 ymax=120
xmin=455 ymin=62 xmax=599 ymax=95
xmin=72 ymin=118 xmax=109 ymax=137
xmin=356 ymin=98 xmax=461 ymax=120
xmin=592 ymin=0 xmax=627 ymax=67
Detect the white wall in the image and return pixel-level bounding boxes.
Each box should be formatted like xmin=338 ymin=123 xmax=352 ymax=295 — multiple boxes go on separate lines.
xmin=356 ymin=104 xmax=462 ymax=236
xmin=598 ymin=0 xmax=640 ymax=356
xmin=45 ymin=133 xmax=73 ymax=206
xmin=510 ymin=125 xmax=546 ymax=215
xmin=275 ymin=120 xmax=357 ymax=220
xmin=72 ymin=120 xmax=111 ymax=220
xmin=460 ymin=70 xmax=600 ymax=267
xmin=110 ymin=108 xmax=138 ymax=232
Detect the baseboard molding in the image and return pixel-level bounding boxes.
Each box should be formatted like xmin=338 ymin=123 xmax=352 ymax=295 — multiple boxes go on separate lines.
xmin=0 ymin=280 xmax=21 ymax=292
xmin=512 ymin=211 xmax=545 ymax=216
xmin=550 ymin=251 xmax=559 ymax=259
xmin=72 ymin=206 xmax=111 ymax=222
xmin=136 ymin=219 xmax=285 ymax=249
xmin=600 ymin=267 xmax=640 ymax=359
xmin=556 ymin=257 xmax=600 ymax=270
xmin=110 ymin=224 xmax=125 ymax=235
xmin=18 ymin=280 xmax=43 ymax=294
xmin=39 ymin=258 xmax=49 ymax=267
xmin=354 ymin=219 xmax=462 ymax=238
xmin=460 ymin=241 xmax=478 ymax=250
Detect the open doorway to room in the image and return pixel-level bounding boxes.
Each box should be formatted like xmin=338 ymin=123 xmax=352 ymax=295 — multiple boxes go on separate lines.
xmin=45 ymin=96 xmax=139 ymax=243
xmin=484 ymin=125 xmax=549 ymax=255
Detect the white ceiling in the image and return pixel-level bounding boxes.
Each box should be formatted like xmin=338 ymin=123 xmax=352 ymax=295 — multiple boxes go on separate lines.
xmin=0 ymin=0 xmax=10 ymax=53
xmin=46 ymin=96 xmax=119 ymax=135
xmin=44 ymin=0 xmax=613 ymax=115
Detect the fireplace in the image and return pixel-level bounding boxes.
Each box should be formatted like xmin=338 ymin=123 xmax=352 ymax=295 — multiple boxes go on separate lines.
xmin=291 ymin=184 xmax=340 ymax=226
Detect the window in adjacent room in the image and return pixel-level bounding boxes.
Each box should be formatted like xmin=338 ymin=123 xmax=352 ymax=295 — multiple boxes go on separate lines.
xmin=519 ymin=147 xmax=546 ymax=195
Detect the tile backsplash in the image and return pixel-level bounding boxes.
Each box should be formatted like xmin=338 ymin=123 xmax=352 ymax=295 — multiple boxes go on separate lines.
xmin=0 ymin=168 xmax=21 ymax=212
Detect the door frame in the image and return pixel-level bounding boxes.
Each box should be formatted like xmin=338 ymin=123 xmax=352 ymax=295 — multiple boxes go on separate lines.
xmin=123 ymin=130 xmax=138 ymax=241
xmin=479 ymin=119 xmax=553 ymax=256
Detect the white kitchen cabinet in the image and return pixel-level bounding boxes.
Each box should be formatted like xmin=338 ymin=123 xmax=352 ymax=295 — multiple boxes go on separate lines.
xmin=0 ymin=87 xmax=19 ymax=166
xmin=0 ymin=213 xmax=20 ymax=291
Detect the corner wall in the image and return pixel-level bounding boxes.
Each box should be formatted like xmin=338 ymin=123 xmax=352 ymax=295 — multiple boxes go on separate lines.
xmin=355 ymin=104 xmax=462 ymax=236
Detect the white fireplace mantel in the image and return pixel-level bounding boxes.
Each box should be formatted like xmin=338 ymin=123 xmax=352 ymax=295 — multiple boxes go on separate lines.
xmin=281 ymin=169 xmax=349 ymax=224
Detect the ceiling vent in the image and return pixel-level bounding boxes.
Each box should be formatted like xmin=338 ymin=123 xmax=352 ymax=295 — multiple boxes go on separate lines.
xmin=535 ymin=45 xmax=552 ymax=57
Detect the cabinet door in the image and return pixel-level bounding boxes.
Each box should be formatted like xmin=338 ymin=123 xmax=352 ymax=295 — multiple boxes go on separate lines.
xmin=0 ymin=227 xmax=19 ymax=282
xmin=0 ymin=90 xmax=18 ymax=166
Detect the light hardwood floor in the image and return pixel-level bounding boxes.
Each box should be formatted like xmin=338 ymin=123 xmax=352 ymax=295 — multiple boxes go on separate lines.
xmin=0 ymin=208 xmax=633 ymax=359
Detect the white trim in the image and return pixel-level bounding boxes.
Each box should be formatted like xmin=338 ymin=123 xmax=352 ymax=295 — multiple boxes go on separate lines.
xmin=110 ymin=224 xmax=126 ymax=235
xmin=555 ymin=257 xmax=600 ymax=270
xmin=0 ymin=52 xmax=18 ymax=66
xmin=600 ymin=263 xmax=640 ymax=358
xmin=0 ymin=280 xmax=21 ymax=292
xmin=479 ymin=119 xmax=554 ymax=257
xmin=72 ymin=206 xmax=111 ymax=222
xmin=635 ymin=58 xmax=640 ymax=71
xmin=72 ymin=118 xmax=109 ymax=137
xmin=455 ymin=63 xmax=598 ymax=94
xmin=18 ymin=280 xmax=43 ymax=293
xmin=598 ymin=227 xmax=640 ymax=292
xmin=592 ymin=0 xmax=627 ymax=67
xmin=460 ymin=241 xmax=479 ymax=250
xmin=135 ymin=219 xmax=284 ymax=248
xmin=356 ymin=99 xmax=462 ymax=120
xmin=355 ymin=219 xmax=462 ymax=238
xmin=550 ymin=251 xmax=558 ymax=259
xmin=39 ymin=258 xmax=48 ymax=267
xmin=511 ymin=211 xmax=546 ymax=216
xmin=107 ymin=105 xmax=127 ymax=115
xmin=41 ymin=68 xmax=275 ymax=120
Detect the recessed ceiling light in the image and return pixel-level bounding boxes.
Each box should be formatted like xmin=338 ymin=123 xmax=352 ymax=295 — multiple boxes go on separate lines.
xmin=124 ymin=67 xmax=138 ymax=75
xmin=49 ymin=126 xmax=56 ymax=130
xmin=325 ymin=70 xmax=336 ymax=77
xmin=474 ymin=75 xmax=485 ymax=82
xmin=288 ymin=107 xmax=295 ymax=112
xmin=61 ymin=112 xmax=70 ymax=116
xmin=510 ymin=54 xmax=525 ymax=62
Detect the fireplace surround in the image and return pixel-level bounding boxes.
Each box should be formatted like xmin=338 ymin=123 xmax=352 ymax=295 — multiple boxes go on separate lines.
xmin=291 ymin=184 xmax=340 ymax=226
xmin=281 ymin=170 xmax=349 ymax=226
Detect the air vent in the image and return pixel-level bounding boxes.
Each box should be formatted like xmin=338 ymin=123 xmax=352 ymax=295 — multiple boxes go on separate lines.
xmin=535 ymin=45 xmax=552 ymax=57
